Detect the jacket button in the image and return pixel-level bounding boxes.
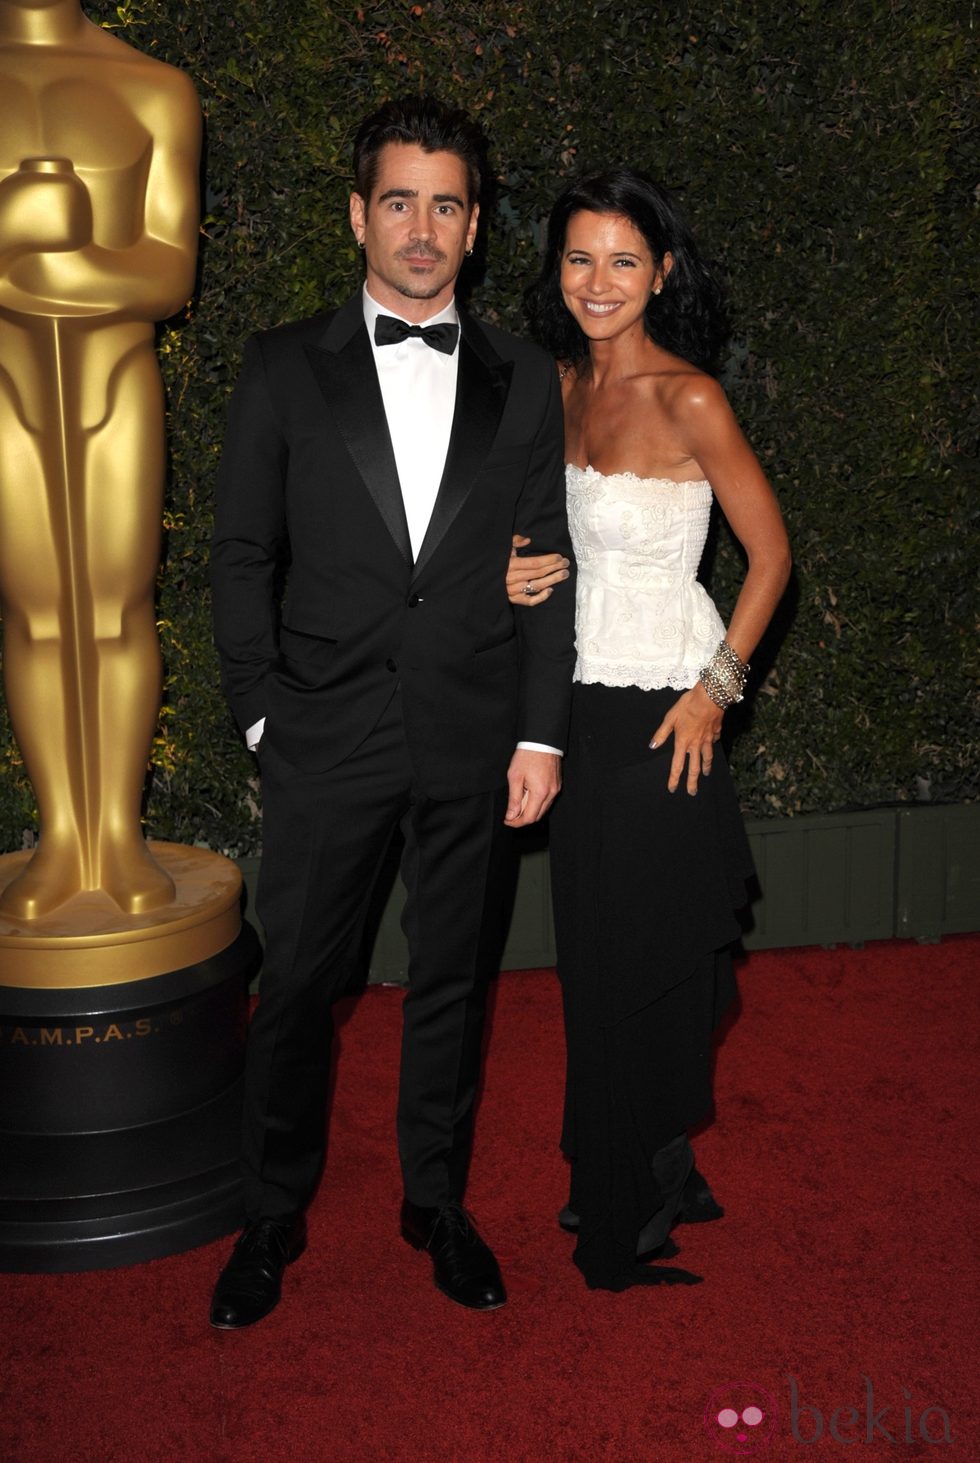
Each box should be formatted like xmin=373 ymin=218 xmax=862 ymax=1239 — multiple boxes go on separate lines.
xmin=407 ymin=594 xmax=420 ymax=608
xmin=386 ymin=658 xmax=397 ymax=673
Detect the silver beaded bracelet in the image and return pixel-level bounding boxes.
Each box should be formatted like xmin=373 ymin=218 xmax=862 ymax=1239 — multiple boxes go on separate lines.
xmin=699 ymin=639 xmax=750 ymax=709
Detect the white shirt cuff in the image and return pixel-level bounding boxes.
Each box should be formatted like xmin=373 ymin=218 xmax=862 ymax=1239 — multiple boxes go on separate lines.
xmin=516 ymin=741 xmax=563 ymax=757
xmin=245 ymin=716 xmax=265 ymax=751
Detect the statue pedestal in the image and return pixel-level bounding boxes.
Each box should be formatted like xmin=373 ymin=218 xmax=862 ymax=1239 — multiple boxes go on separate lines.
xmin=0 ymin=843 xmax=259 ymax=1272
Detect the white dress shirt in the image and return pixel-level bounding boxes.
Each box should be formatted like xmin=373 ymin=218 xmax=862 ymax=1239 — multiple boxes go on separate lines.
xmin=362 ymin=287 xmax=458 ymax=560
xmin=246 ymin=288 xmax=560 ymax=758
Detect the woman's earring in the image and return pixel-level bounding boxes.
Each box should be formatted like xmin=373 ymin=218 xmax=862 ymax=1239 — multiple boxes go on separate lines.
xmin=357 ymin=239 xmax=365 ymax=251
xmin=465 ymin=247 xmax=474 ymax=257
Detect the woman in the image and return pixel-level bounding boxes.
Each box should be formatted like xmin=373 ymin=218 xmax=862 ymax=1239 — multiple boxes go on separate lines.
xmin=509 ymin=170 xmax=791 ymax=1291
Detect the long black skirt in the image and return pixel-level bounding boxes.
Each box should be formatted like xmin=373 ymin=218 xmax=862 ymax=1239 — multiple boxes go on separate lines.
xmin=549 ymin=683 xmax=755 ymax=1290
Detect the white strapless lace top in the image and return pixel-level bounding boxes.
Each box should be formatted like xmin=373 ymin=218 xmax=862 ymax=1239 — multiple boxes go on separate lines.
xmin=566 ymin=463 xmax=725 ymax=690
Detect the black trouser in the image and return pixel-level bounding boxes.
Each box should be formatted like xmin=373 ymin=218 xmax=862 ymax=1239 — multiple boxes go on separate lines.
xmin=243 ymin=691 xmax=509 ymax=1220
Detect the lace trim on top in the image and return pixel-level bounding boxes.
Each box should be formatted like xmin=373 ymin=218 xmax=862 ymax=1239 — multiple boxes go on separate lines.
xmin=566 ymin=463 xmax=726 ymax=692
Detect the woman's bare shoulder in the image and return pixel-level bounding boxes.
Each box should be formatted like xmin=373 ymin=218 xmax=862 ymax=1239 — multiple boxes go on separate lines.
xmin=652 ymin=365 xmax=730 ymax=426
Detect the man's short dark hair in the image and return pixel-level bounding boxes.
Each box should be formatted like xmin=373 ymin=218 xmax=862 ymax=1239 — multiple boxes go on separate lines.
xmin=353 ymin=94 xmax=489 ymax=207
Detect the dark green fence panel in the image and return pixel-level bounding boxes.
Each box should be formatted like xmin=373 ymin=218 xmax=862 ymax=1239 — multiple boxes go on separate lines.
xmin=239 ymin=805 xmax=979 ymax=984
xmin=895 ymin=807 xmax=980 ymax=942
xmin=741 ymin=812 xmax=896 ymax=950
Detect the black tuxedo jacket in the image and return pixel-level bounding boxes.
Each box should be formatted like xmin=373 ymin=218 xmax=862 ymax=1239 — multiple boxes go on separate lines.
xmin=211 ymin=295 xmax=576 ymax=799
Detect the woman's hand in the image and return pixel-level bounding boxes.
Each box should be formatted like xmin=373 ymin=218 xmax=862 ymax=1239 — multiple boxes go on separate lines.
xmin=649 ymin=683 xmax=724 ymax=795
xmin=506 ymin=535 xmax=570 ymax=606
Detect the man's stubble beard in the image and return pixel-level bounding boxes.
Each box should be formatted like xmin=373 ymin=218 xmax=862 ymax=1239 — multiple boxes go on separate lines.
xmin=389 ymin=243 xmax=455 ymax=301
xmin=393 ymin=281 xmax=448 ymax=300
xmin=393 ymin=256 xmax=455 ymax=302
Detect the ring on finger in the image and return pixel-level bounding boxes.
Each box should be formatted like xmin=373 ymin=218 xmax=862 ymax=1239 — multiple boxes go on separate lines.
xmin=523 ymin=581 xmax=536 ymax=595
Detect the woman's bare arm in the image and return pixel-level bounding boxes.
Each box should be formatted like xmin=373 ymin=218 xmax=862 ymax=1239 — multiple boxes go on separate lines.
xmin=650 ymin=376 xmax=792 ymax=794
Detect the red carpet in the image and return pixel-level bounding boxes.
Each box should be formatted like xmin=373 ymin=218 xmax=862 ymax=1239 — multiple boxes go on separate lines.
xmin=2 ymin=936 xmax=977 ymax=1462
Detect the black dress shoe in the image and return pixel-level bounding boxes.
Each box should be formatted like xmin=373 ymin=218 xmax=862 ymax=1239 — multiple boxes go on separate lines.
xmin=210 ymin=1216 xmax=307 ymax=1330
xmin=400 ymin=1200 xmax=506 ymax=1310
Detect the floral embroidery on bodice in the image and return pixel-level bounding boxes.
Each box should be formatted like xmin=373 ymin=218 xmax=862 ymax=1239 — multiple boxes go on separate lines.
xmin=566 ymin=463 xmax=725 ymax=690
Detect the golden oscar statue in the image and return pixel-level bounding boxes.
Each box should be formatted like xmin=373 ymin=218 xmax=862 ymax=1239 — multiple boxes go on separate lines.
xmin=0 ymin=1 xmax=255 ymax=1271
xmin=0 ymin=0 xmax=203 ymax=922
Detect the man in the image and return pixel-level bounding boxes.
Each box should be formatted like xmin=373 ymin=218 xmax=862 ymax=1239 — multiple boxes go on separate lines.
xmin=209 ymin=96 xmax=575 ymax=1328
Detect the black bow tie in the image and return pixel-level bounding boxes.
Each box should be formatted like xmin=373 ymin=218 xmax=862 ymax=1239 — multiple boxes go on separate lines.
xmin=374 ymin=315 xmax=459 ymax=355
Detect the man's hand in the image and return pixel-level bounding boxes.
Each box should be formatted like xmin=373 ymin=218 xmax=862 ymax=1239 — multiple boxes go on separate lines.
xmin=504 ymin=748 xmax=562 ymax=826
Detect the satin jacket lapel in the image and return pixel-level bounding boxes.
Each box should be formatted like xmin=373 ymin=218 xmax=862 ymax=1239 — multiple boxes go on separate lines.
xmin=304 ymin=298 xmax=413 ymax=566
xmin=412 ymin=313 xmax=514 ymax=580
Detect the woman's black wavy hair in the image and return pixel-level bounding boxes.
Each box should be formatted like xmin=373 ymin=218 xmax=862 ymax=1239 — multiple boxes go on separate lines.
xmin=525 ymin=169 xmax=726 ymax=370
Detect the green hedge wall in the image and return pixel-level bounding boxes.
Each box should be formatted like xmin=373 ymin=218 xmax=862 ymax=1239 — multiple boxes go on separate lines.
xmin=0 ymin=0 xmax=974 ymax=855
